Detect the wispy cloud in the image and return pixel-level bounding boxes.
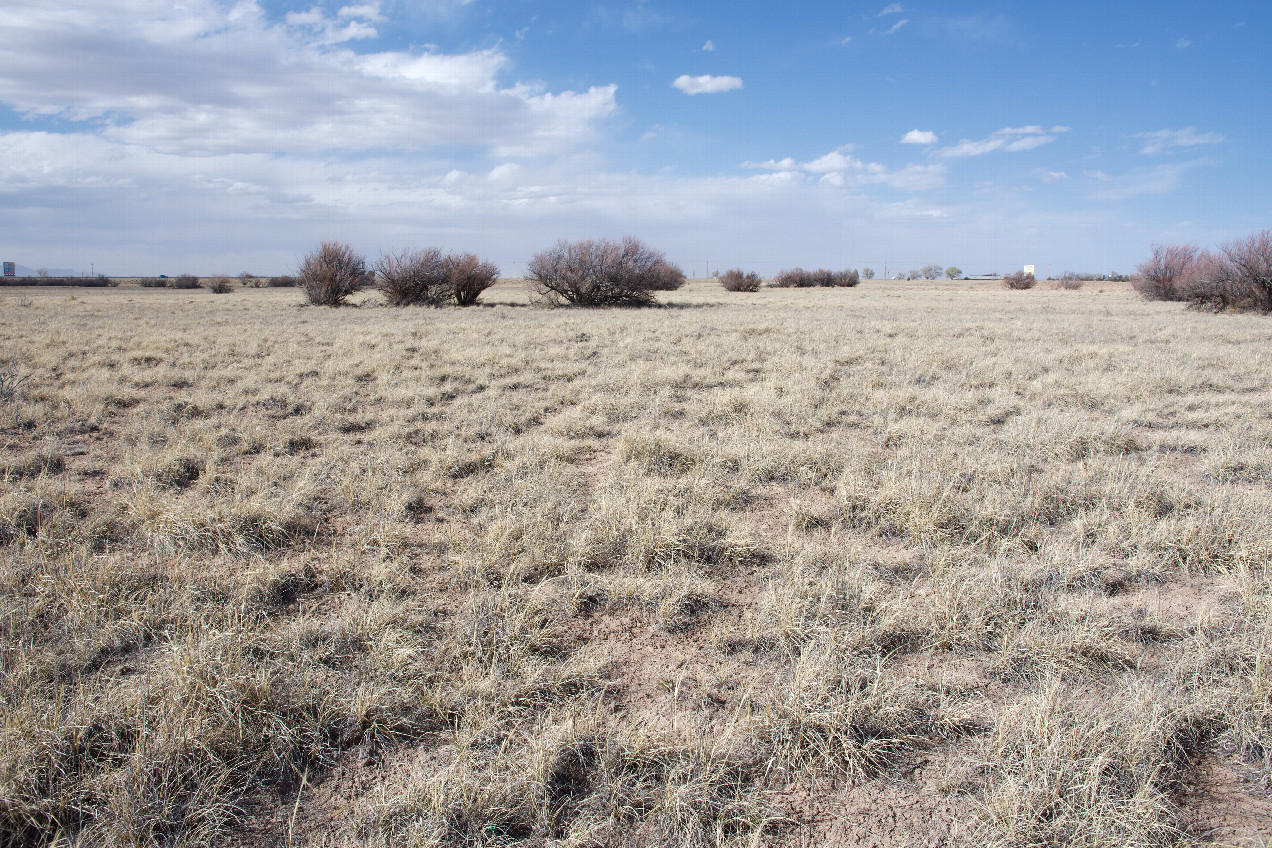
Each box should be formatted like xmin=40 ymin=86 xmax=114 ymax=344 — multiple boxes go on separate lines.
xmin=701 ymin=39 xmax=715 ymax=51
xmin=1086 ymin=162 xmax=1196 ymax=201
xmin=741 ymin=145 xmax=945 ymax=191
xmin=672 ymin=74 xmax=743 ymax=95
xmin=1176 ymin=35 xmax=1191 ymax=48
xmin=882 ymin=19 xmax=908 ymax=34
xmin=901 ymin=129 xmax=938 ymax=145
xmin=1041 ymin=171 xmax=1069 ymax=183
xmin=936 ymin=125 xmax=1066 ymax=158
xmin=1135 ymin=127 xmax=1225 ymax=154
xmin=878 ymin=3 xmax=903 ymax=15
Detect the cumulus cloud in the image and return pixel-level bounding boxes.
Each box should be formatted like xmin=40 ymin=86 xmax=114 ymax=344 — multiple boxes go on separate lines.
xmin=901 ymin=129 xmax=938 ymax=145
xmin=936 ymin=125 xmax=1066 ymax=158
xmin=1135 ymin=127 xmax=1225 ymax=154
xmin=0 ymin=0 xmax=616 ymax=157
xmin=672 ymin=74 xmax=743 ymax=95
xmin=741 ymin=145 xmax=945 ymax=191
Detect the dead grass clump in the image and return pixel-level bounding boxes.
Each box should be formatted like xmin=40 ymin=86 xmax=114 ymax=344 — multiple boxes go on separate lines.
xmin=752 ymin=647 xmax=979 ymax=779
xmin=719 ymin=269 xmax=762 ymax=292
xmin=299 ymin=240 xmax=370 ymax=306
xmin=974 ymin=678 xmax=1195 ymax=847
xmin=528 ymin=237 xmax=685 ymax=306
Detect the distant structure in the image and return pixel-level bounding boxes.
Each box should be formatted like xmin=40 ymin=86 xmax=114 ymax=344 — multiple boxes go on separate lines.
xmin=2 ymin=262 xmax=14 ymax=277
xmin=1023 ymin=264 xmax=1035 ymax=276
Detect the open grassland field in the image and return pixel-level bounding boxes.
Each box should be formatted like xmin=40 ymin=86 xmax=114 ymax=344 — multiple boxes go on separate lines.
xmin=1 ymin=280 xmax=1270 ymax=847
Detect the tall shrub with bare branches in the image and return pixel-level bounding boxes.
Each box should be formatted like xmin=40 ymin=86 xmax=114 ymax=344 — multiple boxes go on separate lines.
xmin=528 ymin=237 xmax=685 ymax=306
xmin=719 ymin=269 xmax=762 ymax=292
xmin=1133 ymin=244 xmax=1197 ymax=301
xmin=1220 ymin=228 xmax=1272 ymax=312
xmin=448 ymin=253 xmax=500 ymax=306
xmin=299 ymin=241 xmax=369 ymax=306
xmin=376 ymin=248 xmax=450 ymax=307
xmin=1001 ymin=271 xmax=1036 ymax=290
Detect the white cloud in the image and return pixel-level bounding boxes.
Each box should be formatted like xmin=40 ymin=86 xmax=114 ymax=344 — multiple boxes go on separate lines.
xmin=741 ymin=145 xmax=945 ymax=191
xmin=1176 ymin=36 xmax=1192 ymax=48
xmin=1086 ymin=162 xmax=1195 ymax=201
xmin=702 ymin=39 xmax=715 ymax=51
xmin=878 ymin=4 xmax=903 ymax=15
xmin=1135 ymin=127 xmax=1225 ymax=154
xmin=884 ymin=19 xmax=908 ymax=34
xmin=936 ymin=125 xmax=1066 ymax=158
xmin=901 ymin=129 xmax=938 ymax=145
xmin=0 ymin=0 xmax=616 ymax=157
xmin=1041 ymin=171 xmax=1069 ymax=183
xmin=672 ymin=74 xmax=743 ymax=95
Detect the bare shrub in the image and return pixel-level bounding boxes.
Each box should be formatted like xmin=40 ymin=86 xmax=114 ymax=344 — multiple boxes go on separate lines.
xmin=773 ymin=268 xmax=859 ymax=288
xmin=298 ymin=241 xmax=370 ymax=306
xmin=376 ymin=247 xmax=450 ymax=307
xmin=266 ymin=275 xmax=297 ymax=287
xmin=137 ymin=278 xmax=167 ymax=288
xmin=1002 ymin=271 xmax=1036 ymax=290
xmin=448 ymin=253 xmax=500 ymax=306
xmin=528 ymin=237 xmax=685 ymax=307
xmin=171 ymin=274 xmax=200 ymax=290
xmin=1219 ymin=228 xmax=1272 ymax=312
xmin=1133 ymin=243 xmax=1197 ymax=301
xmin=719 ymin=269 xmax=762 ymax=292
xmin=1053 ymin=272 xmax=1084 ymax=291
xmin=205 ymin=276 xmax=234 ymax=294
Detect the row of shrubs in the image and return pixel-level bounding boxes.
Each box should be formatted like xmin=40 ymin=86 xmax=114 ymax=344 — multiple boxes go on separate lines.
xmin=0 ymin=275 xmax=116 ymax=287
xmin=137 ymin=274 xmax=297 ymax=290
xmin=1133 ymin=228 xmax=1272 ymax=312
xmin=299 ymin=237 xmax=688 ymax=307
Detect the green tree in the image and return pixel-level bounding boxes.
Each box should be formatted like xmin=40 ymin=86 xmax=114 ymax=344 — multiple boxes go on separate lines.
xmin=945 ymin=266 xmax=962 ymax=280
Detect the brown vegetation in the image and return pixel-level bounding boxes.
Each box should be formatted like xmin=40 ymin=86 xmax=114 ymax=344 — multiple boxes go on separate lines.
xmin=719 ymin=269 xmax=762 ymax=292
xmin=772 ymin=268 xmax=860 ymax=288
xmin=1001 ymin=271 xmax=1036 ymax=290
xmin=1 ymin=279 xmax=1269 ymax=847
xmin=528 ymin=237 xmax=685 ymax=306
xmin=298 ymin=241 xmax=370 ymax=306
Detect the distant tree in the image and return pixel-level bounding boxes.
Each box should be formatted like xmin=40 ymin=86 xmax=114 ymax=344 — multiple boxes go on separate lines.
xmin=905 ymin=269 xmax=920 ymax=281
xmin=36 ymin=269 xmax=49 ymax=279
xmin=945 ymin=266 xmax=962 ymax=280
xmin=920 ymin=264 xmax=941 ymax=280
xmin=861 ymin=267 xmax=875 ymax=279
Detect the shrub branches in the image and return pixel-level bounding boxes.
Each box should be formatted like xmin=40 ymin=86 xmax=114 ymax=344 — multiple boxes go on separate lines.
xmin=719 ymin=269 xmax=762 ymax=292
xmin=299 ymin=241 xmax=371 ymax=307
xmin=375 ymin=249 xmax=500 ymax=307
xmin=772 ymin=268 xmax=860 ymax=288
xmin=527 ymin=237 xmax=685 ymax=307
xmin=1133 ymin=229 xmax=1272 ymax=312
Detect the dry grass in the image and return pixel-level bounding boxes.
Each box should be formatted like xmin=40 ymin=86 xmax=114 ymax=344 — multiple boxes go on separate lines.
xmin=1 ymin=279 xmax=1269 ymax=847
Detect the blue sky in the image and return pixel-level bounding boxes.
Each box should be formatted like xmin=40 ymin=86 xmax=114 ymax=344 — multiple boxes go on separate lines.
xmin=1 ymin=0 xmax=1267 ymax=277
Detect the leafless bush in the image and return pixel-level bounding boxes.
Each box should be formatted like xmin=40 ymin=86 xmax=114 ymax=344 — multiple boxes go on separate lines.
xmin=1002 ymin=271 xmax=1036 ymax=290
xmin=773 ymin=268 xmax=859 ymax=288
xmin=299 ymin=241 xmax=370 ymax=306
xmin=376 ymin=247 xmax=450 ymax=307
xmin=1219 ymin=228 xmax=1272 ymax=312
xmin=205 ymin=276 xmax=234 ymax=294
xmin=266 ymin=275 xmax=297 ymax=287
xmin=0 ymin=358 xmax=30 ymax=404
xmin=137 ymin=278 xmax=167 ymax=288
xmin=719 ymin=269 xmax=762 ymax=292
xmin=1053 ymin=272 xmax=1084 ymax=290
xmin=238 ymin=272 xmax=262 ymax=288
xmin=171 ymin=274 xmax=200 ymax=290
xmin=448 ymin=253 xmax=500 ymax=306
xmin=1133 ymin=244 xmax=1197 ymax=300
xmin=528 ymin=237 xmax=685 ymax=306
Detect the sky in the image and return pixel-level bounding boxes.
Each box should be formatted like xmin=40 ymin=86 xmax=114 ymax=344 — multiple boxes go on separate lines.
xmin=1 ymin=0 xmax=1268 ymax=278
